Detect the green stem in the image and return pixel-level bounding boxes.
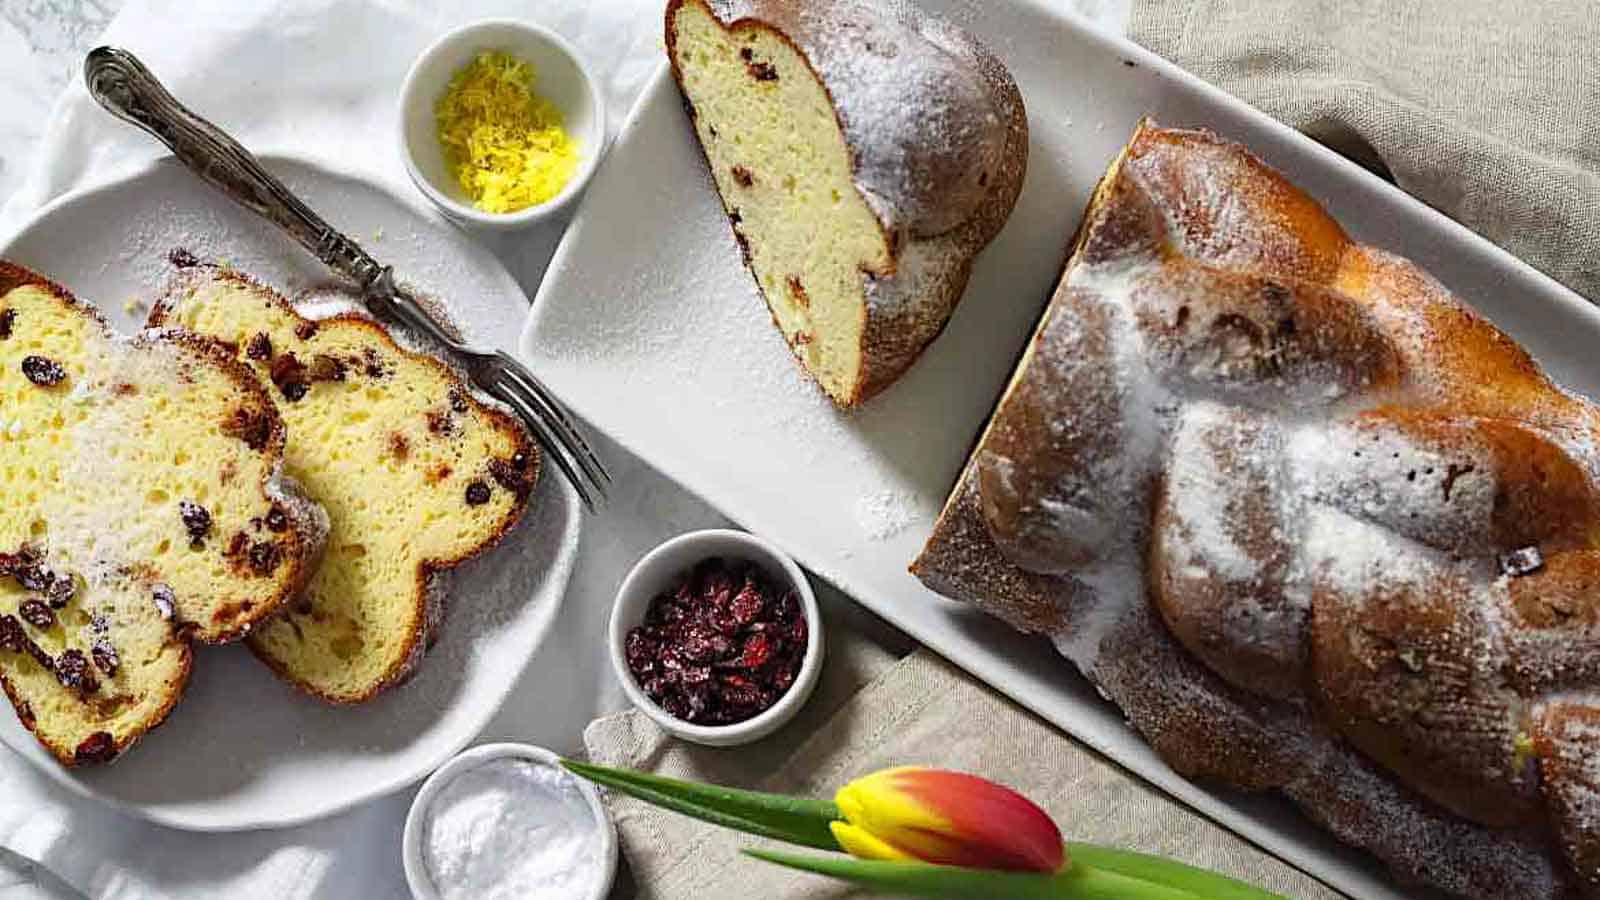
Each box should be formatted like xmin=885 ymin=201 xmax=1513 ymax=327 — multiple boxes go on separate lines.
xmin=1066 ymin=844 xmax=1283 ymax=900
xmin=745 ymin=850 xmax=1235 ymax=900
xmin=561 ymin=759 xmax=841 ymax=850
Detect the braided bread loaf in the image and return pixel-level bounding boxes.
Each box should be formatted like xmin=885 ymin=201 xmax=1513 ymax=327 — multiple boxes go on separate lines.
xmin=913 ymin=120 xmax=1600 ymax=898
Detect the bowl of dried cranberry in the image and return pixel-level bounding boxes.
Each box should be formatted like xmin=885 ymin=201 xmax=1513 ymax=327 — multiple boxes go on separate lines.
xmin=610 ymin=529 xmax=824 ymax=746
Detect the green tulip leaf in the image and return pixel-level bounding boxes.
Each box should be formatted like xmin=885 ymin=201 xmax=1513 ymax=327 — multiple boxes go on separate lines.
xmin=561 ymin=759 xmax=841 ymax=851
xmin=744 ymin=849 xmax=1252 ymax=900
xmin=1066 ymin=844 xmax=1285 ymax=900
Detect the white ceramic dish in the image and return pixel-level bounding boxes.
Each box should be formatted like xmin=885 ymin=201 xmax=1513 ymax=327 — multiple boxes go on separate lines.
xmin=521 ymin=2 xmax=1600 ymax=896
xmin=609 ymin=529 xmax=824 ymax=747
xmin=0 ymin=155 xmax=582 ymax=831
xmin=402 ymin=743 xmax=617 ymax=900
xmin=399 ymin=18 xmax=607 ymax=230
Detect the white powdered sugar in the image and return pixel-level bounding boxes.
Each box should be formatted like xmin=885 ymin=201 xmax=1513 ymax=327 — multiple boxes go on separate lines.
xmin=854 ymin=488 xmax=922 ymax=541
xmin=1160 ymin=401 xmax=1266 ymax=583
xmin=421 ymin=757 xmax=606 ymax=900
xmin=1287 ymin=417 xmax=1497 ymax=557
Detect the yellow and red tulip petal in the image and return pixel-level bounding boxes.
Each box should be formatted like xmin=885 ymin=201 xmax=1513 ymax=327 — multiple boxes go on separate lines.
xmin=829 ymin=821 xmax=915 ymax=862
xmin=834 ymin=767 xmax=1065 ymax=873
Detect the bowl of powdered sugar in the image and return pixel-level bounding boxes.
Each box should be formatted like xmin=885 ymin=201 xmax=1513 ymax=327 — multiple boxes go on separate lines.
xmin=403 ymin=743 xmax=617 ymax=900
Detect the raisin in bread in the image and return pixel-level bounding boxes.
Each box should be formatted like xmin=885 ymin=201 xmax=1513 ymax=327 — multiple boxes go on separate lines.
xmin=150 ymin=263 xmax=538 ymax=703
xmin=0 ymin=261 xmax=325 ymax=765
xmin=666 ymin=0 xmax=1027 ymax=406
xmin=913 ymin=121 xmax=1600 ymax=898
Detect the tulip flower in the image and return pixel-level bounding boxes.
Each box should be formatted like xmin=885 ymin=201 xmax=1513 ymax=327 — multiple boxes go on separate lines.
xmin=562 ymin=759 xmax=1284 ymax=900
xmin=831 ymin=767 xmax=1065 ymax=873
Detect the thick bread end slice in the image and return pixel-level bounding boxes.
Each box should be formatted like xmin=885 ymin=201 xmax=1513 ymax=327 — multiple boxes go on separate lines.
xmin=0 ymin=261 xmax=325 ymax=765
xmin=666 ymin=0 xmax=1028 ymax=406
xmin=151 ymin=264 xmax=538 ymax=703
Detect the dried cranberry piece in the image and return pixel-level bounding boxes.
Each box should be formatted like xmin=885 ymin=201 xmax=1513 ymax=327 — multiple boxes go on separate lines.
xmin=678 ymin=625 xmax=731 ymax=664
xmin=625 ymin=629 xmax=658 ymax=670
xmin=21 ymin=355 xmax=66 ymax=387
xmin=465 ymin=481 xmax=492 ymax=506
xmin=248 ymin=541 xmax=282 ymax=576
xmin=179 ymin=500 xmax=212 ymax=547
xmin=0 ymin=614 xmax=25 ymax=652
xmin=245 ymin=332 xmax=273 ymax=361
xmin=55 ymin=649 xmax=98 ymax=694
xmin=18 ymin=600 xmax=54 ymax=629
xmin=734 ymin=632 xmax=774 ymax=669
xmin=488 ymin=458 xmax=535 ymax=499
xmin=0 ymin=308 xmax=14 ymax=339
xmin=697 ymin=563 xmax=736 ymax=607
xmin=74 ymin=731 xmax=117 ymax=764
xmin=295 ymin=320 xmax=319 ymax=341
xmin=361 ymin=347 xmax=387 ymax=378
xmin=46 ymin=573 xmax=75 ymax=608
xmin=719 ymin=678 xmax=763 ymax=710
xmin=264 ymin=504 xmax=288 ymax=532
xmin=682 ymin=684 xmax=712 ymax=721
xmin=269 ymin=352 xmax=310 ymax=401
xmin=729 ymin=578 xmax=765 ymax=626
xmin=658 ymin=648 xmax=685 ymax=673
xmin=91 ymin=638 xmax=120 ymax=677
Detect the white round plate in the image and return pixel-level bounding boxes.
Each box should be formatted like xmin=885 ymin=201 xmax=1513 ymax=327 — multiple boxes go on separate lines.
xmin=0 ymin=156 xmax=582 ymax=831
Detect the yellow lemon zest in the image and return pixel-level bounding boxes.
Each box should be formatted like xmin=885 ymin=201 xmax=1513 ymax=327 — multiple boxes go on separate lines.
xmin=434 ymin=50 xmax=580 ymax=214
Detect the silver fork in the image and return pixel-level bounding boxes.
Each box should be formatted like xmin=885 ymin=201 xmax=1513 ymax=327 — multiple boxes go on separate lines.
xmin=83 ymin=46 xmax=610 ymax=511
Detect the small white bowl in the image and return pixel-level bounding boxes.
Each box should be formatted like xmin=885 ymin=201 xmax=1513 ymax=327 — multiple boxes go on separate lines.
xmin=403 ymin=743 xmax=618 ymax=900
xmin=610 ymin=530 xmax=825 ymax=747
xmin=398 ymin=19 xmax=607 ymax=229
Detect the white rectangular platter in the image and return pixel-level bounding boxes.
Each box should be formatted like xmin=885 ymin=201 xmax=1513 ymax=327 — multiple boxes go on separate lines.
xmin=522 ymin=2 xmax=1600 ymax=895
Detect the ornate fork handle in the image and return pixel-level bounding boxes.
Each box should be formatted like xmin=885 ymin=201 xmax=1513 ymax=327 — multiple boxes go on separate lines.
xmin=86 ymin=47 xmax=388 ymax=291
xmin=84 ymin=46 xmax=611 ymax=509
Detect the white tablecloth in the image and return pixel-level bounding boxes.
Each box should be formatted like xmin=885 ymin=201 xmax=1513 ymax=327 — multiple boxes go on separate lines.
xmin=0 ymin=1 xmax=1128 ymax=897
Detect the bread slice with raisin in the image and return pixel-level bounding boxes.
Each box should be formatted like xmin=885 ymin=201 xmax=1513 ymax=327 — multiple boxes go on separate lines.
xmin=666 ymin=0 xmax=1028 ymax=406
xmin=0 ymin=261 xmax=325 ymax=765
xmin=150 ymin=262 xmax=538 ymax=703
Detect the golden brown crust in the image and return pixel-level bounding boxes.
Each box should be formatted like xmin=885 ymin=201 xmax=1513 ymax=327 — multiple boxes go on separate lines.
xmin=914 ymin=121 xmax=1600 ymax=897
xmin=665 ymin=0 xmax=1028 ymax=407
xmin=148 ymin=264 xmax=538 ymax=703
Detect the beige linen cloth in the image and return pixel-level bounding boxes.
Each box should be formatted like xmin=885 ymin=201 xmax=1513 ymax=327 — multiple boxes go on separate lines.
xmin=584 ymin=598 xmax=1338 ymax=898
xmin=1133 ymin=0 xmax=1600 ymax=301
xmin=585 ymin=2 xmax=1600 ymax=896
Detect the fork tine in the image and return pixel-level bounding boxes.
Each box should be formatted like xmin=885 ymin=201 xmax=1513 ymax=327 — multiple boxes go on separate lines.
xmin=488 ymin=371 xmax=603 ymax=511
xmin=495 ymin=354 xmax=612 ymax=487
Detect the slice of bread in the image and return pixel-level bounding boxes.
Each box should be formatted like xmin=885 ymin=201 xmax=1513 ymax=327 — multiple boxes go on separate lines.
xmin=0 ymin=261 xmax=325 ymax=765
xmin=150 ymin=263 xmax=538 ymax=703
xmin=666 ymin=0 xmax=1027 ymax=406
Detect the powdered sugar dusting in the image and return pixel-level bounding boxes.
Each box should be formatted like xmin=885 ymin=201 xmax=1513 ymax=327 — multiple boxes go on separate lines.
xmin=854 ymin=488 xmax=923 ymax=541
xmin=709 ymin=0 xmax=1009 ymax=238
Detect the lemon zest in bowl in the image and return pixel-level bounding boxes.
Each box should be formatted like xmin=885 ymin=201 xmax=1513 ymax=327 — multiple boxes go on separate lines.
xmin=435 ymin=50 xmax=581 ymax=214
